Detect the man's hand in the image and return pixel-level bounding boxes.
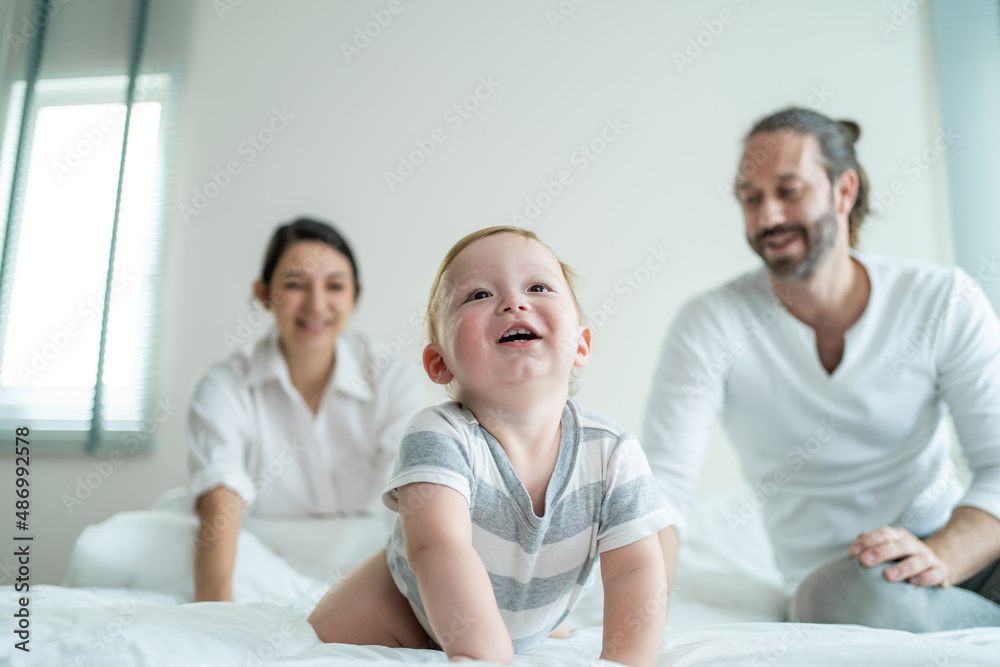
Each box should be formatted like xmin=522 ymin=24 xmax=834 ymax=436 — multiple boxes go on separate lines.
xmin=850 ymin=526 xmax=949 ymax=587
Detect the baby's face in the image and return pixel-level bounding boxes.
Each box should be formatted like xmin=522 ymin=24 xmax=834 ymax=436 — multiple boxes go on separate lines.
xmin=426 ymin=233 xmax=591 ymax=401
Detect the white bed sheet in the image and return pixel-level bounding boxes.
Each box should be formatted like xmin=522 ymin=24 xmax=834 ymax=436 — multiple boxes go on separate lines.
xmin=5 ymin=493 xmax=1000 ymax=666
xmin=6 ymin=585 xmax=1000 ymax=666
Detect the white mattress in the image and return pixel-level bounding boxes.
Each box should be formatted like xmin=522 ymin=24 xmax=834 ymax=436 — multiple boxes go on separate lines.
xmin=4 ymin=493 xmax=1000 ymax=666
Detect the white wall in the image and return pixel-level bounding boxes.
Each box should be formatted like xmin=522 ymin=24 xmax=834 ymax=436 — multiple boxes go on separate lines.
xmin=0 ymin=0 xmax=955 ymax=584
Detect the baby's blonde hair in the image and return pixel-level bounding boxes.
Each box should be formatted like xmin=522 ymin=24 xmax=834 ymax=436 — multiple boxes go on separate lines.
xmin=426 ymin=226 xmax=582 ymax=347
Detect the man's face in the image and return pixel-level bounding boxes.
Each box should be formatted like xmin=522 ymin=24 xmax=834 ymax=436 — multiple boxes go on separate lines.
xmin=736 ymin=131 xmax=842 ymax=280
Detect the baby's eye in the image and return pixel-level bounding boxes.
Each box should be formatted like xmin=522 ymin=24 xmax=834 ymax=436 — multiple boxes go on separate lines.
xmin=327 ymin=283 xmax=345 ymax=291
xmin=528 ymin=284 xmax=550 ymax=293
xmin=284 ymin=282 xmax=304 ymax=290
xmin=467 ymin=289 xmax=492 ymax=301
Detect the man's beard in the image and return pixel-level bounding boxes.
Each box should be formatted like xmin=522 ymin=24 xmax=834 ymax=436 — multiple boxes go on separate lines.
xmin=748 ymin=207 xmax=838 ymax=280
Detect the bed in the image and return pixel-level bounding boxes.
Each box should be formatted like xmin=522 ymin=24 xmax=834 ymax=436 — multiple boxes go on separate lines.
xmin=4 ymin=493 xmax=1000 ymax=666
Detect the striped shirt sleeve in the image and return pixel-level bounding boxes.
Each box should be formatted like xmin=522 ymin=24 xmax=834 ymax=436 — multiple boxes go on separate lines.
xmin=597 ymin=433 xmax=672 ymax=553
xmin=382 ymin=406 xmax=475 ymax=512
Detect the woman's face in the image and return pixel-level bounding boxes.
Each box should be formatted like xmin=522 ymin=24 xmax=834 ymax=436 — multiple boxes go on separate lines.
xmin=254 ymin=241 xmax=357 ymax=356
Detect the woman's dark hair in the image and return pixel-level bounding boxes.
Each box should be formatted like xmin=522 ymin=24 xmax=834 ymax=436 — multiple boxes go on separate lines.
xmin=745 ymin=107 xmax=870 ymax=248
xmin=260 ymin=217 xmax=361 ymax=299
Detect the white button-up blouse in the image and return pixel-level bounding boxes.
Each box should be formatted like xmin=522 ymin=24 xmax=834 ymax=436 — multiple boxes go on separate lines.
xmin=187 ymin=327 xmax=427 ymax=518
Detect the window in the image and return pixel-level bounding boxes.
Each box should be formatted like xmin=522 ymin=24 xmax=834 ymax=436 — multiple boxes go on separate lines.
xmin=0 ymin=72 xmax=170 ymax=451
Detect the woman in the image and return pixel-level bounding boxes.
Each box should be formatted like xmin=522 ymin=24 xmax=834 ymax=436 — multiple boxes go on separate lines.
xmin=189 ymin=217 xmax=426 ymax=601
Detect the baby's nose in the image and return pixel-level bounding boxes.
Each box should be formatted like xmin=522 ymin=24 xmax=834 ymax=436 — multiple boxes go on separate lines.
xmin=499 ymin=293 xmax=529 ymax=311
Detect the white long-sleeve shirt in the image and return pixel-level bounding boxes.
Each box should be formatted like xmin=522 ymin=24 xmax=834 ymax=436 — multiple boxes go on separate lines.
xmin=187 ymin=327 xmax=427 ymax=519
xmin=643 ymin=251 xmax=1000 ymax=591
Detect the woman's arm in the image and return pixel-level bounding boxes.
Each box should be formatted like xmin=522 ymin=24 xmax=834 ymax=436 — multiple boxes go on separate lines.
xmin=398 ymin=482 xmax=514 ymax=663
xmin=599 ymin=534 xmax=668 ymax=667
xmin=373 ymin=358 xmax=428 ymax=475
xmin=194 ymin=485 xmax=244 ymax=602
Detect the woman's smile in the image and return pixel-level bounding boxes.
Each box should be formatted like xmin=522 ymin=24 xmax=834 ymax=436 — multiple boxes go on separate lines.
xmin=296 ymin=316 xmax=334 ymax=332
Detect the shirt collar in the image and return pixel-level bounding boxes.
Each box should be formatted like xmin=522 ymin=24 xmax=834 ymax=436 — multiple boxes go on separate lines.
xmin=246 ymin=328 xmax=286 ymax=386
xmin=329 ymin=330 xmax=374 ymax=402
xmin=245 ymin=327 xmax=373 ymax=402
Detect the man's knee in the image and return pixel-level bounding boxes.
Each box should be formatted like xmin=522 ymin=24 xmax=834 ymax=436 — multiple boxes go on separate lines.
xmin=790 ymin=555 xmax=905 ymax=628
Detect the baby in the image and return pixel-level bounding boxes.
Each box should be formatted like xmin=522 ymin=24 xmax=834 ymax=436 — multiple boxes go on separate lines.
xmin=308 ymin=227 xmax=671 ymax=665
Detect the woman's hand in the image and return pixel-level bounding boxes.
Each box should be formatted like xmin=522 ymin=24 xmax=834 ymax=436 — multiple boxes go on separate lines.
xmin=850 ymin=526 xmax=949 ymax=587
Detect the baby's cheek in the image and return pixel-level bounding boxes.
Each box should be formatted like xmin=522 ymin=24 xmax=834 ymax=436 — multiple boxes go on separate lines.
xmin=557 ymin=330 xmax=583 ymax=356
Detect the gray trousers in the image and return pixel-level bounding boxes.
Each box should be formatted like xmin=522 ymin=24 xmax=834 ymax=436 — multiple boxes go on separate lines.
xmin=789 ymin=554 xmax=1000 ymax=631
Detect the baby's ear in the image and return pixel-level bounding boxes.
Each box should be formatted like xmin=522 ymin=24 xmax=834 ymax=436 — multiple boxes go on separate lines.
xmin=423 ymin=344 xmax=454 ymax=385
xmin=573 ymin=325 xmax=593 ymax=368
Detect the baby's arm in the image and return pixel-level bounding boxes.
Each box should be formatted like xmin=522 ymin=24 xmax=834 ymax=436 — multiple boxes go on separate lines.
xmin=599 ymin=534 xmax=668 ymax=667
xmin=398 ymin=482 xmax=514 ymax=663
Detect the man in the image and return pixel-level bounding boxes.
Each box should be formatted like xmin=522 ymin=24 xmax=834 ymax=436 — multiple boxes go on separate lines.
xmin=645 ymin=107 xmax=1000 ymax=630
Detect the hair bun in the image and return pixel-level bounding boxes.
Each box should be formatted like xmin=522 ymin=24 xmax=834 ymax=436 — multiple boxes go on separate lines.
xmin=838 ymin=119 xmax=861 ymax=144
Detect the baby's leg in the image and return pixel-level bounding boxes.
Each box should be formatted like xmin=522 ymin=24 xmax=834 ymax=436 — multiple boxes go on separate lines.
xmin=307 ymin=549 xmax=433 ymax=649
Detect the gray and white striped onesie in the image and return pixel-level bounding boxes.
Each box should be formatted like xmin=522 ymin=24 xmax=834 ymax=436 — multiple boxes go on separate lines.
xmin=381 ymin=399 xmax=673 ymax=652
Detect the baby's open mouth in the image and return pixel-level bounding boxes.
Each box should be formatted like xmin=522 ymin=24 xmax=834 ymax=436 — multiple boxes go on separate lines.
xmin=498 ymin=327 xmax=539 ymax=343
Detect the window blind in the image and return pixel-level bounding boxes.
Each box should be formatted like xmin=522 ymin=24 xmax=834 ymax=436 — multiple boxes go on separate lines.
xmin=0 ymin=0 xmax=191 ymax=453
